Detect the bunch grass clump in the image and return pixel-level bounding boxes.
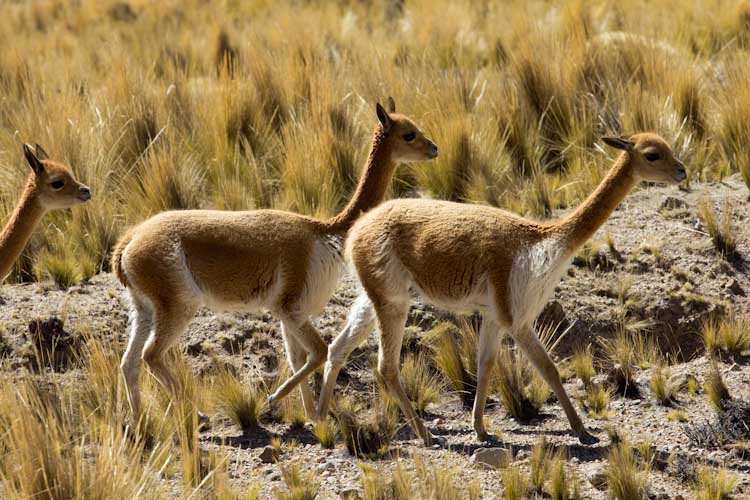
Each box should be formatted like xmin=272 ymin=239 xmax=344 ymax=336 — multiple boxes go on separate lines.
xmin=570 ymin=343 xmax=596 ymax=387
xmin=213 ymin=367 xmax=267 ymax=431
xmin=425 ymin=319 xmax=478 ymax=408
xmin=496 ymin=342 xmax=549 ymax=422
xmin=703 ymin=314 xmax=750 ymax=358
xmin=695 ymin=466 xmax=737 ymax=500
xmin=399 ymin=352 xmax=444 ymax=414
xmin=698 ymin=198 xmax=739 ymax=259
xmin=334 ymin=392 xmax=398 ymax=459
xmin=649 ymin=364 xmax=680 ymax=406
xmin=606 ymin=435 xmax=651 ymax=500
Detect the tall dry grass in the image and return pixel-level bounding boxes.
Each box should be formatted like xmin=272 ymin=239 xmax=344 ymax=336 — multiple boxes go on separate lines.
xmin=0 ymin=0 xmax=745 ymax=284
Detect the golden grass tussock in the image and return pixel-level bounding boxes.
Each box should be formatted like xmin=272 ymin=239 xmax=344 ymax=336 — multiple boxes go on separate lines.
xmin=0 ymin=330 xmax=254 ymax=500
xmin=0 ymin=0 xmax=748 ymax=284
xmin=606 ymin=435 xmax=651 ymax=500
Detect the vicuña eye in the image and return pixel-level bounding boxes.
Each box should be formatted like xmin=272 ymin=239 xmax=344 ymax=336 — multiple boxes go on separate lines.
xmin=402 ymin=132 xmax=416 ymax=142
xmin=644 ymin=152 xmax=660 ymax=162
xmin=51 ymin=180 xmax=65 ymax=189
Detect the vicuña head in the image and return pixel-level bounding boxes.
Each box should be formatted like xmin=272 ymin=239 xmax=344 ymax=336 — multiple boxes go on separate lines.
xmin=376 ymin=97 xmax=438 ymax=163
xmin=23 ymin=144 xmax=92 ymax=208
xmin=112 ymin=98 xmax=437 ymax=424
xmin=317 ymin=132 xmax=684 ymax=447
xmin=602 ymin=133 xmax=686 ymax=184
xmin=0 ymin=144 xmax=91 ymax=282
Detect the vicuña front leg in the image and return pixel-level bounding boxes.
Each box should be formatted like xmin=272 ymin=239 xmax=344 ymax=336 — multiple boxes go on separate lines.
xmin=268 ymin=320 xmax=327 ymax=407
xmin=280 ymin=322 xmax=317 ymax=419
xmin=472 ymin=318 xmax=502 ymax=442
xmin=317 ymin=293 xmax=376 ymax=420
xmin=513 ymin=326 xmax=599 ymax=445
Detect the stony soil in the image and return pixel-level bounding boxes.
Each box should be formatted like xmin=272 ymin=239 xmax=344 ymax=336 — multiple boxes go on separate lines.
xmin=1 ymin=175 xmax=749 ymax=499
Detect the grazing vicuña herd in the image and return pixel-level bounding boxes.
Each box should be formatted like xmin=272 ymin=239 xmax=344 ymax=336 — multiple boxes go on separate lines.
xmin=1 ymin=102 xmax=688 ymax=448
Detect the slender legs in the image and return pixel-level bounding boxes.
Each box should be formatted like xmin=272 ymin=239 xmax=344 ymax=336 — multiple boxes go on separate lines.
xmin=121 ymin=298 xmax=153 ymax=419
xmin=317 ymin=293 xmax=377 ymax=419
xmin=472 ymin=318 xmax=502 ymax=440
xmin=375 ymin=301 xmax=436 ymax=445
xmin=280 ymin=321 xmax=318 ymax=418
xmin=267 ymin=319 xmax=327 ymax=407
xmin=512 ymin=326 xmax=598 ymax=444
xmin=141 ymin=304 xmax=198 ymax=402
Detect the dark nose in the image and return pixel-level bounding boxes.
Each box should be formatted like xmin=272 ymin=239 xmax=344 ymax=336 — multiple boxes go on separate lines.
xmin=428 ymin=142 xmax=438 ymax=159
xmin=675 ymin=162 xmax=687 ymax=182
xmin=79 ymin=185 xmax=92 ymax=201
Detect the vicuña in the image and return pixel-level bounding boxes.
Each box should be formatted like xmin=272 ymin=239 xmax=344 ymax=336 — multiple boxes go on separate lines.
xmin=318 ymin=133 xmax=686 ymax=445
xmin=112 ymin=99 xmax=438 ymax=421
xmin=0 ymin=144 xmax=91 ymax=282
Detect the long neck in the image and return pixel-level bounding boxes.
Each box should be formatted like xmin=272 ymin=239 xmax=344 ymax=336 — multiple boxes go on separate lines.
xmin=324 ymin=127 xmax=396 ymax=233
xmin=553 ymin=152 xmax=637 ymax=254
xmin=0 ymin=176 xmax=46 ymax=282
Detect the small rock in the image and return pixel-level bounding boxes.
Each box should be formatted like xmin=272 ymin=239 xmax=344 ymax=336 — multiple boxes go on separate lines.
xmin=186 ymin=339 xmax=204 ymax=356
xmin=726 ymin=279 xmax=745 ymax=296
xmin=259 ymin=445 xmax=279 ymax=464
xmin=587 ymin=466 xmax=608 ymax=490
xmin=267 ymin=472 xmax=281 ymax=481
xmin=660 ymin=196 xmax=687 ymax=210
xmin=340 ymin=488 xmax=361 ymax=500
xmin=472 ymin=447 xmax=512 ymax=469
xmin=515 ymin=450 xmax=530 ymax=460
xmin=317 ymin=460 xmax=336 ymax=473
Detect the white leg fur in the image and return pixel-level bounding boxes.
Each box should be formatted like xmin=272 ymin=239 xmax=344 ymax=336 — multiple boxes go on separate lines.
xmin=280 ymin=321 xmax=317 ymax=418
xmin=120 ymin=293 xmax=154 ymax=419
xmin=472 ymin=317 xmax=502 ymax=440
xmin=317 ymin=293 xmax=376 ymax=419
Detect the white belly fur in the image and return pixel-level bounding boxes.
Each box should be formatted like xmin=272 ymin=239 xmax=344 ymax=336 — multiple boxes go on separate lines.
xmin=509 ymin=238 xmax=570 ymax=328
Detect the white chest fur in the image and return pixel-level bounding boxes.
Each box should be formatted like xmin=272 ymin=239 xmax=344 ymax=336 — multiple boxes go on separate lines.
xmin=301 ymin=235 xmax=346 ymax=315
xmin=509 ymin=238 xmax=570 ymax=328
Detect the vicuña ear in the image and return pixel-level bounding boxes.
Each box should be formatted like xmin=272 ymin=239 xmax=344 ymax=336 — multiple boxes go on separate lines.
xmin=23 ymin=144 xmax=44 ymax=175
xmin=602 ymin=136 xmax=634 ymax=152
xmin=35 ymin=144 xmax=50 ymax=161
xmin=386 ymin=96 xmax=396 ymax=113
xmin=376 ymin=102 xmax=392 ymax=132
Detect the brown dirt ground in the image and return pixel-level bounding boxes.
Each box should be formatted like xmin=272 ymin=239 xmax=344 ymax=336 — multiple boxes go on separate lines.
xmin=1 ymin=175 xmax=749 ymax=499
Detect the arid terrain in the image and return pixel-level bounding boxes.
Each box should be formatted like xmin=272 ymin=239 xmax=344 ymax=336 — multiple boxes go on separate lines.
xmin=1 ymin=175 xmax=747 ymax=499
xmin=2 ymin=0 xmax=750 ymax=498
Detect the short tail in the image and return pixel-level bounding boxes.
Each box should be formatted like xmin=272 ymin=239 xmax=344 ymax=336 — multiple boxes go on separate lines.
xmin=112 ymin=228 xmax=135 ymax=288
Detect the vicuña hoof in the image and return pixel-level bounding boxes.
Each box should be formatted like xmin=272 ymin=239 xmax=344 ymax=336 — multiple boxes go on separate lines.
xmin=423 ymin=434 xmax=447 ymax=447
xmin=578 ymin=429 xmax=600 ymax=445
xmin=476 ymin=431 xmax=501 ymax=444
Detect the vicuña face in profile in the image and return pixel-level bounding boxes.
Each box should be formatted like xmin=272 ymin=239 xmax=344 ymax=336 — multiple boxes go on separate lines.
xmin=603 ymin=133 xmax=687 ymax=184
xmin=377 ymin=99 xmax=438 ymax=163
xmin=24 ymin=144 xmax=92 ymax=209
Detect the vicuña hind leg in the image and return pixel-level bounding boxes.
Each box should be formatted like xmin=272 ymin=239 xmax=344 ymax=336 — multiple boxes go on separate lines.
xmin=280 ymin=321 xmax=317 ymax=419
xmin=376 ymin=301 xmax=435 ymax=446
xmin=142 ymin=304 xmax=197 ymax=406
xmin=472 ymin=318 xmax=502 ymax=441
xmin=317 ymin=293 xmax=376 ymax=419
xmin=121 ymin=296 xmax=153 ymax=420
xmin=512 ymin=326 xmax=599 ymax=445
xmin=268 ymin=319 xmax=327 ymax=407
